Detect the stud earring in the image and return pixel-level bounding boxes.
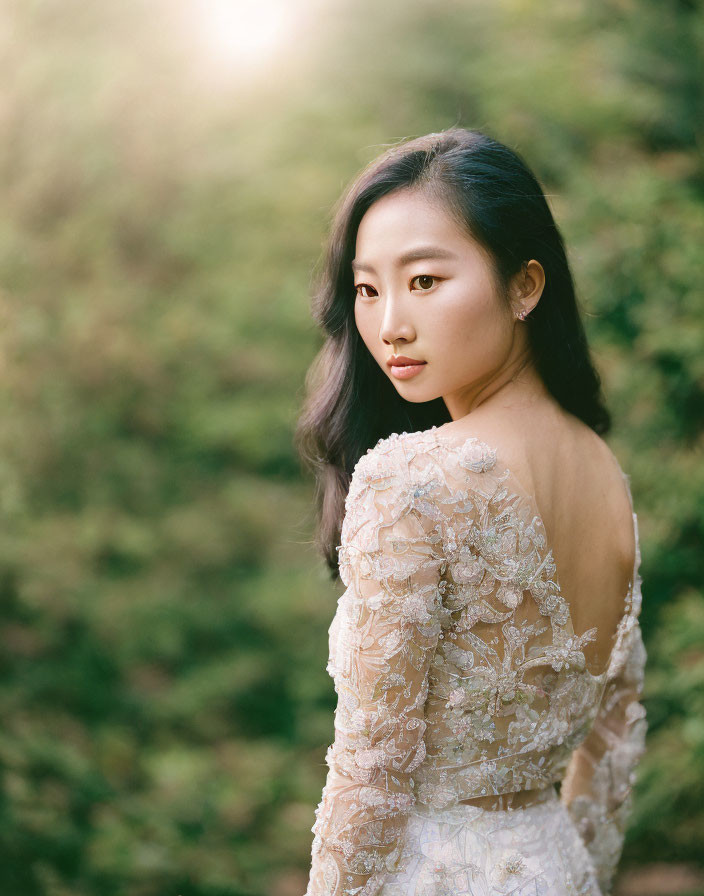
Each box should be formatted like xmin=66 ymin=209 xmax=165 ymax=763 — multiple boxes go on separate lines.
xmin=516 ymin=308 xmax=528 ymax=320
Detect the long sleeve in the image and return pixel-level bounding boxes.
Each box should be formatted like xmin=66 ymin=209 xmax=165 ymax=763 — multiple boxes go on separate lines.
xmin=560 ymin=616 xmax=648 ymax=895
xmin=304 ymin=439 xmax=446 ymax=896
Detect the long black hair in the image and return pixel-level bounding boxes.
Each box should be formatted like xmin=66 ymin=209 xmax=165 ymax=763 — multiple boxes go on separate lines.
xmin=294 ymin=127 xmax=611 ymax=578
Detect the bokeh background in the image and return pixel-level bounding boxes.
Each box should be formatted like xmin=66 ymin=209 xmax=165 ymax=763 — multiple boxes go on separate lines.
xmin=0 ymin=1 xmax=703 ymax=894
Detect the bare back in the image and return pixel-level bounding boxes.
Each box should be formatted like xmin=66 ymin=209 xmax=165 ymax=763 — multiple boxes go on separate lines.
xmin=436 ymin=401 xmax=637 ymax=677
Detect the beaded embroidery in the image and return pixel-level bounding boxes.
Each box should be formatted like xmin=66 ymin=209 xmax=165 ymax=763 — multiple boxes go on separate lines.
xmin=305 ymin=427 xmax=646 ymax=896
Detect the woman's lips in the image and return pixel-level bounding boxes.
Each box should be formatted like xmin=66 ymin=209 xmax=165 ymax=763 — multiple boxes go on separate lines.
xmin=389 ymin=361 xmax=427 ymax=380
xmin=387 ymin=355 xmax=424 ymax=366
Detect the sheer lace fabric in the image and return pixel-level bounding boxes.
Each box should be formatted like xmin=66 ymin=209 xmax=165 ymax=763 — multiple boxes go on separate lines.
xmin=304 ymin=427 xmax=646 ymax=896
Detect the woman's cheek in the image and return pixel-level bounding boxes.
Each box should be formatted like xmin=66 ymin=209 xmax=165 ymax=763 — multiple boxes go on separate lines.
xmin=354 ymin=304 xmax=375 ymax=350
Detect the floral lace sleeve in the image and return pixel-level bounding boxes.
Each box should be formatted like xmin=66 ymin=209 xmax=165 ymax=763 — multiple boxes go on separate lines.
xmin=560 ymin=614 xmax=648 ymax=895
xmin=304 ymin=438 xmax=446 ymax=896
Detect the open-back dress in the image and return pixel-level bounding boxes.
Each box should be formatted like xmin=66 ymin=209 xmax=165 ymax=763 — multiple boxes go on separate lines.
xmin=304 ymin=427 xmax=647 ymax=896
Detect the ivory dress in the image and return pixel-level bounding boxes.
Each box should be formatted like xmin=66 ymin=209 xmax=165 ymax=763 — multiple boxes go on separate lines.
xmin=304 ymin=427 xmax=647 ymax=896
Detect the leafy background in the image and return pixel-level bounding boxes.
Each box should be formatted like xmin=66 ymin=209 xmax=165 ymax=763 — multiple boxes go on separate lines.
xmin=0 ymin=0 xmax=702 ymax=894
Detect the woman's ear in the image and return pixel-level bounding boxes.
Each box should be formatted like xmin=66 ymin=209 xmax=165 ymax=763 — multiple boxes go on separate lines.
xmin=512 ymin=259 xmax=545 ymax=316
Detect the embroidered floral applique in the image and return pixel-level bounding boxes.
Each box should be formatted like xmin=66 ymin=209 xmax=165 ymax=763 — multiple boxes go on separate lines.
xmin=305 ymin=428 xmax=646 ymax=896
xmin=490 ymin=848 xmax=544 ymax=893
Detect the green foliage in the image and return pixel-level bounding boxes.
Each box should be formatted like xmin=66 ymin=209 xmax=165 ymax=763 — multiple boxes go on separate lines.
xmin=0 ymin=0 xmax=701 ymax=894
xmin=629 ymin=590 xmax=704 ymax=862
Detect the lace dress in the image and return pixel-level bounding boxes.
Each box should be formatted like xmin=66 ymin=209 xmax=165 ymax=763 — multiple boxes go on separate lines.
xmin=304 ymin=427 xmax=647 ymax=896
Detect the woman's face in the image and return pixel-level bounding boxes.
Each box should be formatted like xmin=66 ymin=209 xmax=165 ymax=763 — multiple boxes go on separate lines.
xmin=353 ymin=188 xmax=540 ymax=419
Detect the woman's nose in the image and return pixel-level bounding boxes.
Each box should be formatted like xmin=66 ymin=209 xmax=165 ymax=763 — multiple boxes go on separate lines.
xmin=379 ymin=294 xmax=415 ymax=345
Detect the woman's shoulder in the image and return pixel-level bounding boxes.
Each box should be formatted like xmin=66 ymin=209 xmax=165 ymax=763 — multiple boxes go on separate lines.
xmin=354 ymin=426 xmax=501 ymax=479
xmin=347 ymin=426 xmax=504 ymax=519
xmin=435 ymin=407 xmax=631 ymax=492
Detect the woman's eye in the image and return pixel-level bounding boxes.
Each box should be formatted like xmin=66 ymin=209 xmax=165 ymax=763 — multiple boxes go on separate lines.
xmin=411 ymin=274 xmax=437 ymax=291
xmin=355 ymin=276 xmax=438 ymax=298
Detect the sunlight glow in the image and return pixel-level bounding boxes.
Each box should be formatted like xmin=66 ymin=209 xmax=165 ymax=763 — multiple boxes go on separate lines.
xmin=194 ymin=0 xmax=293 ymax=72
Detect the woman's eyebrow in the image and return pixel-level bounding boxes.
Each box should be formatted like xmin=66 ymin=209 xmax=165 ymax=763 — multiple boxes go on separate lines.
xmin=351 ymin=246 xmax=457 ymax=274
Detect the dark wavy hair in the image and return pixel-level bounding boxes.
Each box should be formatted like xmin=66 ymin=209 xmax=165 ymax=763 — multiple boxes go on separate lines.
xmin=294 ymin=127 xmax=611 ymax=579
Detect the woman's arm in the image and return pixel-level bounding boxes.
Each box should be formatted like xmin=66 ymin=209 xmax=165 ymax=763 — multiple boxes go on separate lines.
xmin=304 ymin=439 xmax=446 ymax=896
xmin=560 ymin=619 xmax=648 ymax=895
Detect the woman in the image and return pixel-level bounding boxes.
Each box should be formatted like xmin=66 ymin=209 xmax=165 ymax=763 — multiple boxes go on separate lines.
xmin=295 ymin=128 xmax=647 ymax=896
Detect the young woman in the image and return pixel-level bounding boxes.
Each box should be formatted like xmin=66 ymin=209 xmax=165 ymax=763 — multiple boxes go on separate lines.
xmin=295 ymin=128 xmax=647 ymax=896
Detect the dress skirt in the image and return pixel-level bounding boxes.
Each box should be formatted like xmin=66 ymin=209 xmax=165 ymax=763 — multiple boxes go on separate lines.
xmin=377 ymin=785 xmax=603 ymax=896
